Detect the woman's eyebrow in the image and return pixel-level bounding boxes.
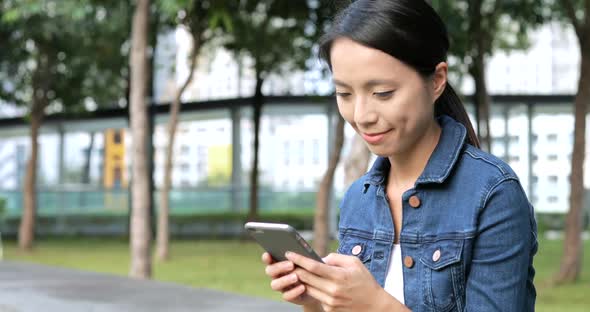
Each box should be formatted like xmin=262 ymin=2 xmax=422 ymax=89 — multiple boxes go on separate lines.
xmin=333 ymin=79 xmax=351 ymax=88
xmin=363 ymin=79 xmax=397 ymax=89
xmin=333 ymin=78 xmax=397 ymax=89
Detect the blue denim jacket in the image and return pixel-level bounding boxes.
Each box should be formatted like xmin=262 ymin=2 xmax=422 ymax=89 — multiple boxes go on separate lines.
xmin=337 ymin=115 xmax=537 ymax=311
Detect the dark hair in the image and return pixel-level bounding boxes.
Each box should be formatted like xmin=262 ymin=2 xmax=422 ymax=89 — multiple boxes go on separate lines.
xmin=319 ymin=0 xmax=479 ymax=148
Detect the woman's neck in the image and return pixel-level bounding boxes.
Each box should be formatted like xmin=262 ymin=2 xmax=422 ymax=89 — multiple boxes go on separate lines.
xmin=387 ymin=121 xmax=442 ymax=189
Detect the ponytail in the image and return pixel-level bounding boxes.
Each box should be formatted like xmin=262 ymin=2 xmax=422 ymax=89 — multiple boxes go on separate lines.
xmin=435 ymin=83 xmax=480 ymax=148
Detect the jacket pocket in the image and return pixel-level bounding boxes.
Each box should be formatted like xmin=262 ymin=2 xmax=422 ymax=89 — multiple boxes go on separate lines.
xmin=337 ymin=231 xmax=374 ymax=268
xmin=420 ymin=239 xmax=464 ymax=312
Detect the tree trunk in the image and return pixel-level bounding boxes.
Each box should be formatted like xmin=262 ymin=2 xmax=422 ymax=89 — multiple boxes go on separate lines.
xmin=247 ymin=74 xmax=264 ymax=222
xmin=156 ymin=35 xmax=200 ymax=262
xmin=555 ymin=37 xmax=590 ymax=284
xmin=313 ymin=114 xmax=345 ymax=257
xmin=468 ymin=0 xmax=492 ymax=153
xmin=129 ymin=0 xmax=152 ymax=279
xmin=18 ymin=51 xmax=51 ymax=251
xmin=82 ymin=132 xmax=95 ymax=184
xmin=470 ymin=52 xmax=492 ymax=153
xmin=18 ymin=107 xmax=43 ymax=251
xmin=344 ymin=134 xmax=371 ymax=187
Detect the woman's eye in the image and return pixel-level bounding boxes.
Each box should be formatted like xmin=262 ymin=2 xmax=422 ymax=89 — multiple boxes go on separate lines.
xmin=336 ymin=92 xmax=351 ymax=98
xmin=374 ymin=91 xmax=394 ymax=98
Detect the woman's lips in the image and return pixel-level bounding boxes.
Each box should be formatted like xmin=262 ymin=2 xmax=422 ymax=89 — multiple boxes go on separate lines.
xmin=361 ymin=129 xmax=392 ymax=144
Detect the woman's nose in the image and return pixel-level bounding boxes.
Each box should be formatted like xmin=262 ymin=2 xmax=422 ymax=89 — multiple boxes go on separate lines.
xmin=354 ymin=97 xmax=378 ymax=127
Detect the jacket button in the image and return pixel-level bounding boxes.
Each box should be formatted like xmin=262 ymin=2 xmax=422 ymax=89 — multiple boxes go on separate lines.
xmin=409 ymin=195 xmax=421 ymax=208
xmin=404 ymin=256 xmax=414 ymax=268
xmin=432 ymin=249 xmax=441 ymax=262
xmin=351 ymin=245 xmax=362 ymax=256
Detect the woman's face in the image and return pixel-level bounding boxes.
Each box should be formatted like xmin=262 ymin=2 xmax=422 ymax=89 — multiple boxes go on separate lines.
xmin=330 ymin=37 xmax=446 ymax=157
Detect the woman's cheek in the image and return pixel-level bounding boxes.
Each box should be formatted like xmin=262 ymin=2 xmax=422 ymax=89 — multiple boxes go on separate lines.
xmin=337 ymin=102 xmax=355 ymax=124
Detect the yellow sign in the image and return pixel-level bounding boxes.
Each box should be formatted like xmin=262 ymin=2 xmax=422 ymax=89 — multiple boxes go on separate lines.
xmin=103 ymin=129 xmax=127 ymax=189
xmin=208 ymin=145 xmax=232 ymax=186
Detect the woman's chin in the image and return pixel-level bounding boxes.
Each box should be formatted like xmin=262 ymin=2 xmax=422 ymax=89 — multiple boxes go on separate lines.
xmin=366 ymin=145 xmax=397 ymax=158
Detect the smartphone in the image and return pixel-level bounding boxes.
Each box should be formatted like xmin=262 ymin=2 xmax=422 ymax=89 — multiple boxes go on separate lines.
xmin=244 ymin=222 xmax=324 ymax=263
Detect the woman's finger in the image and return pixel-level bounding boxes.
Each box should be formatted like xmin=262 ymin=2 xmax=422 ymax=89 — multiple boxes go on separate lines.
xmin=261 ymin=252 xmax=274 ymax=265
xmin=285 ymin=251 xmax=338 ymax=280
xmin=303 ymin=283 xmax=335 ymax=307
xmin=270 ymin=273 xmax=299 ymax=292
xmin=282 ymin=283 xmax=306 ymax=302
xmin=294 ymin=267 xmax=334 ymax=294
xmin=265 ymin=260 xmax=295 ymax=278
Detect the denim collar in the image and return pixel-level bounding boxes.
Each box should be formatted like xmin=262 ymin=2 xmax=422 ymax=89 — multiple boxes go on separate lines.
xmin=364 ymin=115 xmax=467 ymax=187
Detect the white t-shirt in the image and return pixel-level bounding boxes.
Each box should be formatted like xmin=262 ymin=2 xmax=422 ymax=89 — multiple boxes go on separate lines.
xmin=383 ymin=243 xmax=405 ymax=304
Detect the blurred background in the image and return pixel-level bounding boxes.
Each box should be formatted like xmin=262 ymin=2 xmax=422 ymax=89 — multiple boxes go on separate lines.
xmin=0 ymin=0 xmax=589 ymax=311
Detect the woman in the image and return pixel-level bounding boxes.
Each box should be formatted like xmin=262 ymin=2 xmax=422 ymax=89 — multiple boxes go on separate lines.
xmin=262 ymin=1 xmax=538 ymax=311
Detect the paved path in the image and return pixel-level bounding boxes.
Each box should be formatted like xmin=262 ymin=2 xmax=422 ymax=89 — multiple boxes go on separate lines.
xmin=0 ymin=261 xmax=299 ymax=312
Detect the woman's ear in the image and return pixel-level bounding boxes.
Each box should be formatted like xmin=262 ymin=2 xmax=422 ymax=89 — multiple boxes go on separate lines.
xmin=432 ymin=62 xmax=448 ymax=101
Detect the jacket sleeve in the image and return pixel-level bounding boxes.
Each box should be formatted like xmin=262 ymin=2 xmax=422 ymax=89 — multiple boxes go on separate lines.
xmin=464 ymin=178 xmax=538 ymax=311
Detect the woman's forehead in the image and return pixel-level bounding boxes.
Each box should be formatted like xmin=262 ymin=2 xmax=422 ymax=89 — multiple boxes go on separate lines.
xmin=330 ymin=39 xmax=411 ymax=87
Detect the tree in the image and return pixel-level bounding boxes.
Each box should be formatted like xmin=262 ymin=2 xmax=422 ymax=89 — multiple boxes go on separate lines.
xmin=554 ymin=0 xmax=590 ymax=284
xmin=82 ymin=132 xmax=96 ymax=184
xmin=432 ymin=0 xmax=545 ymax=151
xmin=0 ymin=0 xmax=130 ymax=251
xmin=129 ymin=0 xmax=152 ymax=279
xmin=155 ymin=0 xmax=230 ymax=261
xmin=313 ymin=114 xmax=345 ymax=256
xmin=222 ymin=0 xmax=329 ymax=221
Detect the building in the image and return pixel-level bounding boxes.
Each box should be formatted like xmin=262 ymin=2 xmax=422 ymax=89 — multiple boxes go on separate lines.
xmin=0 ymin=22 xmax=586 ymax=215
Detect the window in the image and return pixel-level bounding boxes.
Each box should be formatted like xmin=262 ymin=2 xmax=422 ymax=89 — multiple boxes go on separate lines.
xmin=312 ymin=139 xmax=320 ymax=165
xmin=298 ymin=140 xmax=305 ymax=165
xmin=547 ymin=134 xmax=558 ymax=142
xmin=548 ymin=176 xmax=558 ymax=183
xmin=180 ymin=145 xmax=190 ymax=155
xmin=548 ymin=196 xmax=558 ymax=203
xmin=532 ymin=175 xmax=539 ymax=183
xmin=113 ymin=167 xmax=122 ymax=187
xmin=548 ymin=154 xmax=558 ymax=161
xmin=509 ymin=135 xmax=519 ymax=144
xmin=284 ymin=141 xmax=290 ymax=166
xmin=508 ymin=155 xmax=520 ymax=162
xmin=197 ymin=161 xmax=206 ymax=173
xmin=113 ymin=130 xmax=122 ymax=144
xmin=198 ymin=146 xmax=207 ymax=157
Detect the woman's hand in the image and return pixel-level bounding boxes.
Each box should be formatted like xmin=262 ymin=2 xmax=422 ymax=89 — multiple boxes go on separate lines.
xmin=261 ymin=252 xmax=320 ymax=308
xmin=286 ymin=251 xmax=406 ymax=312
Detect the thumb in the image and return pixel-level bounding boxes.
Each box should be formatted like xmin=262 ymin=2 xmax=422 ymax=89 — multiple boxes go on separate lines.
xmin=322 ymin=253 xmax=355 ymax=267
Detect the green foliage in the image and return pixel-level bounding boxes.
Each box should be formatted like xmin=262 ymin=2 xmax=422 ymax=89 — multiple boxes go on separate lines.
xmin=221 ymin=0 xmax=333 ymax=80
xmin=156 ymin=0 xmax=233 ymax=44
xmin=0 ymin=0 xmax=130 ymax=114
xmin=431 ymin=0 xmax=549 ymax=79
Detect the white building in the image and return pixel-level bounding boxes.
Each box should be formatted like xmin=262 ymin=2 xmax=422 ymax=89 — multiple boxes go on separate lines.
xmin=460 ymin=22 xmax=580 ymax=95
xmin=0 ymin=22 xmax=586 ymax=214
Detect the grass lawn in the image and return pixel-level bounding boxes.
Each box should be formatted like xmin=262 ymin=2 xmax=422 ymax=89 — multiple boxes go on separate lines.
xmin=3 ymin=237 xmax=589 ymax=311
